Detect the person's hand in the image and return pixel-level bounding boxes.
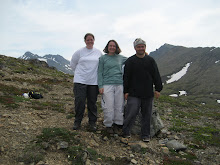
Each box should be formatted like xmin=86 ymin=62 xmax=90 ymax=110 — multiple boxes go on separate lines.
xmin=124 ymin=93 xmax=129 ymax=100
xmin=99 ymin=88 xmax=104 ymax=94
xmin=154 ymin=91 xmax=160 ymax=99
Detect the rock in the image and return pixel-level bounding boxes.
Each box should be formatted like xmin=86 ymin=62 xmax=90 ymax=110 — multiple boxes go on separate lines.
xmin=130 ymin=144 xmax=141 ymax=152
xmin=131 ymin=159 xmax=138 ymax=164
xmin=103 ymin=136 xmax=108 ymax=141
xmin=36 ymin=161 xmax=46 ymax=165
xmin=82 ymin=152 xmax=88 ymax=163
xmin=57 ymin=141 xmax=68 ymax=149
xmin=85 ymin=159 xmax=91 ymax=165
xmin=161 ymin=147 xmax=169 ymax=154
xmin=137 ymin=142 xmax=148 ymax=149
xmin=159 ymin=138 xmax=169 ymax=145
xmin=131 ymin=106 xmax=164 ymax=137
xmin=130 ymin=154 xmax=135 ymax=158
xmin=111 ymin=155 xmax=116 ymax=161
xmin=0 ymin=146 xmax=4 ymax=152
xmin=174 ymin=135 xmax=180 ymax=140
xmin=166 ymin=140 xmax=187 ymax=151
xmin=89 ymin=139 xmax=99 ymax=147
xmin=149 ymin=159 xmax=155 ymax=164
xmin=41 ymin=142 xmax=49 ymax=149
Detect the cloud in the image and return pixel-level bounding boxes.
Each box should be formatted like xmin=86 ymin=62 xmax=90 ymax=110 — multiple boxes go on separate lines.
xmin=0 ymin=0 xmax=220 ymax=60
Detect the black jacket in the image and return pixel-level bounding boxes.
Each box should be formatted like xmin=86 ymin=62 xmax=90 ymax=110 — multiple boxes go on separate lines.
xmin=123 ymin=54 xmax=163 ymax=98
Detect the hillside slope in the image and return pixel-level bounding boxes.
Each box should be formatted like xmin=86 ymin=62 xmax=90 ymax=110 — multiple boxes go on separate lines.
xmin=150 ymin=44 xmax=220 ymax=105
xmin=0 ymin=55 xmax=219 ymax=165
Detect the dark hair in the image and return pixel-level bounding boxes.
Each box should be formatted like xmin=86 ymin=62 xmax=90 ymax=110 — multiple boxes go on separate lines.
xmin=84 ymin=33 xmax=95 ymax=40
xmin=103 ymin=40 xmax=121 ymax=54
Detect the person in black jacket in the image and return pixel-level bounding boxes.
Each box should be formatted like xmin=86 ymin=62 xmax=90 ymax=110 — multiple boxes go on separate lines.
xmin=122 ymin=38 xmax=163 ymax=142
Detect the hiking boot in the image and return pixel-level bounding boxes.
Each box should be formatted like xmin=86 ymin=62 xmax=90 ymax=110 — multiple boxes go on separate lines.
xmin=122 ymin=134 xmax=131 ymax=138
xmin=89 ymin=123 xmax=97 ymax=132
xmin=113 ymin=124 xmax=123 ymax=135
xmin=106 ymin=127 xmax=114 ymax=134
xmin=142 ymin=137 xmax=150 ymax=142
xmin=73 ymin=123 xmax=81 ymax=130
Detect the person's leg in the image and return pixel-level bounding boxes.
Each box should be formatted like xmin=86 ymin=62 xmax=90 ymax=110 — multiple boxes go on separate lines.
xmin=141 ymin=97 xmax=153 ymax=140
xmin=73 ymin=83 xmax=87 ymax=129
xmin=87 ymin=85 xmax=99 ymax=126
xmin=122 ymin=96 xmax=141 ymax=137
xmin=113 ymin=85 xmax=124 ymax=126
xmin=101 ymin=85 xmax=115 ymax=127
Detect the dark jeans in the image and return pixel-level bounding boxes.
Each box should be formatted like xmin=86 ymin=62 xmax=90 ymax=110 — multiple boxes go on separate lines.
xmin=73 ymin=83 xmax=99 ymax=125
xmin=123 ymin=96 xmax=153 ymax=138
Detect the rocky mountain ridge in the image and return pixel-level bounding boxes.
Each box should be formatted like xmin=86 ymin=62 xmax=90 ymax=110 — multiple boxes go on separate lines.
xmin=150 ymin=44 xmax=220 ymax=105
xmin=18 ymin=44 xmax=220 ymax=105
xmin=19 ymin=51 xmax=73 ymax=75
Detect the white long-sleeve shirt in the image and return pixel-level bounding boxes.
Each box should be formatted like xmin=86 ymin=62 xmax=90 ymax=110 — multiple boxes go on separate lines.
xmin=70 ymin=47 xmax=102 ymax=85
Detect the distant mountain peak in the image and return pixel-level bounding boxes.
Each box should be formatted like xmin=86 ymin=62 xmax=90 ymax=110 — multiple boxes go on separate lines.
xmin=18 ymin=52 xmax=73 ymax=75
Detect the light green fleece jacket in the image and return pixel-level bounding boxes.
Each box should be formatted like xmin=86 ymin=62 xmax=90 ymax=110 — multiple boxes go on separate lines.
xmin=98 ymin=54 xmax=127 ymax=89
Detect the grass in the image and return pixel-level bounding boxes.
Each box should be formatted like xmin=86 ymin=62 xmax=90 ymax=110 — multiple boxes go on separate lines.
xmin=30 ymin=101 xmax=66 ymax=112
xmin=17 ymin=144 xmax=45 ymax=164
xmin=0 ymin=95 xmax=30 ymax=109
xmin=20 ymin=127 xmax=128 ymax=165
xmin=163 ymin=156 xmax=193 ymax=165
xmin=36 ymin=128 xmax=77 ymax=144
xmin=191 ymin=125 xmax=220 ymax=147
xmin=66 ymin=114 xmax=74 ymax=119
xmin=157 ymin=95 xmax=198 ymax=108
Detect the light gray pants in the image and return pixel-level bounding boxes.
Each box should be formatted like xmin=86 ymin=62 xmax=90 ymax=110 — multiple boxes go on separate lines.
xmin=101 ymin=85 xmax=124 ymax=127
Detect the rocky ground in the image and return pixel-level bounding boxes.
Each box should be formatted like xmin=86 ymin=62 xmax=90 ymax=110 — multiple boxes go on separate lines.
xmin=0 ymin=55 xmax=219 ymax=165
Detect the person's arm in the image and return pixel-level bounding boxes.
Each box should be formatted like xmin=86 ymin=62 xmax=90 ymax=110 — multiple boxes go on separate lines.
xmin=70 ymin=50 xmax=80 ymax=72
xmin=122 ymin=56 xmax=128 ymax=64
xmin=152 ymin=59 xmax=163 ymax=96
xmin=123 ymin=59 xmax=131 ymax=100
xmin=98 ymin=56 xmax=104 ymax=94
xmin=154 ymin=91 xmax=160 ymax=99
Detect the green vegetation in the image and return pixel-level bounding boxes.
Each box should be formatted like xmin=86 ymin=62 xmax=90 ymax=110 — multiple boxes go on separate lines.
xmin=1 ymin=55 xmax=219 ymax=165
xmin=163 ymin=156 xmax=193 ymax=165
xmin=156 ymin=95 xmax=220 ymax=151
xmin=66 ymin=114 xmax=74 ymax=119
xmin=20 ymin=127 xmax=126 ymax=165
xmin=30 ymin=101 xmax=65 ymax=112
xmin=192 ymin=125 xmax=220 ymax=147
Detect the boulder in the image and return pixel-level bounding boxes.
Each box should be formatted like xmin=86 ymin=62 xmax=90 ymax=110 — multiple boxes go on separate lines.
xmin=131 ymin=106 xmax=164 ymax=137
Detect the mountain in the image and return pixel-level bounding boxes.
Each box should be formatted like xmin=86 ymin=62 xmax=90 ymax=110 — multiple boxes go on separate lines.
xmin=150 ymin=44 xmax=220 ymax=105
xmin=0 ymin=54 xmax=219 ymax=165
xmin=19 ymin=51 xmax=73 ymax=75
xmin=17 ymin=45 xmax=220 ymax=105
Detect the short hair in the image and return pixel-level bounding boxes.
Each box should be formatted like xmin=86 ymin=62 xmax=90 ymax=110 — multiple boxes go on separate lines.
xmin=84 ymin=33 xmax=95 ymax=40
xmin=103 ymin=40 xmax=121 ymax=54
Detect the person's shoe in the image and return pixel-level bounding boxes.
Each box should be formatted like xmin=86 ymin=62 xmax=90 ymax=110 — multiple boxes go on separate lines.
xmin=122 ymin=134 xmax=131 ymax=138
xmin=142 ymin=137 xmax=150 ymax=142
xmin=106 ymin=127 xmax=114 ymax=134
xmin=73 ymin=123 xmax=81 ymax=130
xmin=89 ymin=123 xmax=97 ymax=132
xmin=113 ymin=124 xmax=122 ymax=135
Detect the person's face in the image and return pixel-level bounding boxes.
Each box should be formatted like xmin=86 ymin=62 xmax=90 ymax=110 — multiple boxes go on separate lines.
xmin=85 ymin=35 xmax=94 ymax=49
xmin=108 ymin=41 xmax=116 ymax=54
xmin=135 ymin=44 xmax=146 ymax=55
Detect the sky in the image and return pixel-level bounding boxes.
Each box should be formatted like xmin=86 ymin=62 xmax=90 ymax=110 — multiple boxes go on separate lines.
xmin=1 ymin=0 xmax=220 ymax=60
